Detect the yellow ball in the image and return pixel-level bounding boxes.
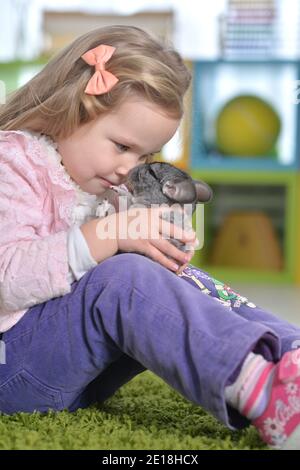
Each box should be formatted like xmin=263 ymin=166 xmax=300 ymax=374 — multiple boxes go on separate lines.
xmin=215 ymin=95 xmax=281 ymax=157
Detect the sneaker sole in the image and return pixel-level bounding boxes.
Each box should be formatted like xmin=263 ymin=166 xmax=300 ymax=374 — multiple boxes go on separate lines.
xmin=281 ymin=425 xmax=300 ymax=450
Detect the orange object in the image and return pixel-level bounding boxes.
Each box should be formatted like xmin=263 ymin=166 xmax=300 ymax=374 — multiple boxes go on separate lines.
xmin=81 ymin=44 xmax=118 ymax=95
xmin=211 ymin=211 xmax=283 ymax=271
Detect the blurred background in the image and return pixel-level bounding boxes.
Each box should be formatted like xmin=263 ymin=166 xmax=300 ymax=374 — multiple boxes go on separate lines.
xmin=0 ymin=0 xmax=299 ymax=323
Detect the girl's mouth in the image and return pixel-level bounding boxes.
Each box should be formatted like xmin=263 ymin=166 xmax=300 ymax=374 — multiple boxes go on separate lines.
xmin=99 ymin=177 xmax=113 ymax=187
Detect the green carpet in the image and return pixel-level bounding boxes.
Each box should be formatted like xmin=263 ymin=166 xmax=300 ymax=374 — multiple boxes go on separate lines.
xmin=0 ymin=371 xmax=269 ymax=450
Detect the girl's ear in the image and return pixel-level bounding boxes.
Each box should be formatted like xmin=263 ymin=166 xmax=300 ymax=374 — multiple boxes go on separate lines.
xmin=193 ymin=180 xmax=213 ymax=203
xmin=162 ymin=178 xmax=196 ymax=203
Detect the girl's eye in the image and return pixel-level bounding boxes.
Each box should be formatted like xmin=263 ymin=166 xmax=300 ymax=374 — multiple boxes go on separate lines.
xmin=115 ymin=142 xmax=129 ymax=153
xmin=114 ymin=141 xmax=157 ymax=162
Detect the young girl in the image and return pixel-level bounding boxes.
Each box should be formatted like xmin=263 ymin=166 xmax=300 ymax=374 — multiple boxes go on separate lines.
xmin=0 ymin=25 xmax=299 ymax=450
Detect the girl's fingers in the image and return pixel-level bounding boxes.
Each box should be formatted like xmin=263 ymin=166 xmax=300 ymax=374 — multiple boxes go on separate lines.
xmin=159 ymin=218 xmax=196 ymax=244
xmin=157 ymin=208 xmax=196 ymax=243
xmin=143 ymin=243 xmax=181 ymax=272
xmin=151 ymin=238 xmax=193 ymax=269
xmin=126 ymin=206 xmax=196 ymax=245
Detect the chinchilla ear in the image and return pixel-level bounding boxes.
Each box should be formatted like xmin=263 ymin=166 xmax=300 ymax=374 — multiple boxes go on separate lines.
xmin=162 ymin=178 xmax=196 ymax=203
xmin=193 ymin=180 xmax=213 ymax=203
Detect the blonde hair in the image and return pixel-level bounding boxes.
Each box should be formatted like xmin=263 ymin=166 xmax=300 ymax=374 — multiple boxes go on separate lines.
xmin=0 ymin=25 xmax=191 ymax=140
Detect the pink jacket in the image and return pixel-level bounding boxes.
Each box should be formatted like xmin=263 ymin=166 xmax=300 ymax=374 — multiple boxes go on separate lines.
xmin=0 ymin=130 xmax=77 ymax=331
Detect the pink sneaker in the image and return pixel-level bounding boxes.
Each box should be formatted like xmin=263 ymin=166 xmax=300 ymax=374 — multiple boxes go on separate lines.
xmin=253 ymin=349 xmax=300 ymax=449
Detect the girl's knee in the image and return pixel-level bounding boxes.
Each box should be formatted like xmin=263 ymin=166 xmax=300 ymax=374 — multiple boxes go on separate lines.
xmin=93 ymin=253 xmax=154 ymax=278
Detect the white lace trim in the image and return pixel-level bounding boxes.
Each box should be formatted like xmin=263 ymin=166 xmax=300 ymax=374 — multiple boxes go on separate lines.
xmin=20 ymin=130 xmax=103 ymax=226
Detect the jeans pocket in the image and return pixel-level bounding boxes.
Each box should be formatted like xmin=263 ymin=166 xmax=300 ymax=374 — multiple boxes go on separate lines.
xmin=0 ymin=369 xmax=64 ymax=414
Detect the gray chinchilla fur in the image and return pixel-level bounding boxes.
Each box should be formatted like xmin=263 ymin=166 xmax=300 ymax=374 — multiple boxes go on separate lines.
xmin=97 ymin=162 xmax=213 ymax=253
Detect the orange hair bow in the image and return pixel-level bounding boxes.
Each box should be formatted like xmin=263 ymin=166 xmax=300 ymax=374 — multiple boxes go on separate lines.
xmin=81 ymin=44 xmax=119 ymax=95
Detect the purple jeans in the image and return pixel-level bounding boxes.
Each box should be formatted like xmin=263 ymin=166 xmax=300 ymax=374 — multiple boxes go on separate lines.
xmin=1 ymin=254 xmax=300 ymax=428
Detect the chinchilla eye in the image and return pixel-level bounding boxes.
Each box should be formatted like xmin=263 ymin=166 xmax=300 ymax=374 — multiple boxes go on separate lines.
xmin=148 ymin=166 xmax=158 ymax=180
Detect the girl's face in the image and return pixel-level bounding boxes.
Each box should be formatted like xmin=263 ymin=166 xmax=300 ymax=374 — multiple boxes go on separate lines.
xmin=57 ymin=98 xmax=180 ymax=195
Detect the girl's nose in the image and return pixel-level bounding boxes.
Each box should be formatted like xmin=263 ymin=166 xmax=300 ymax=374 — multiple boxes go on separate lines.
xmin=116 ymin=159 xmax=137 ymax=177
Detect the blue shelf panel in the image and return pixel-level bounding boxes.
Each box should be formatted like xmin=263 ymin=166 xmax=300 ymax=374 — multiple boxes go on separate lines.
xmin=191 ymin=60 xmax=300 ymax=171
xmin=194 ymin=59 xmax=300 ymax=65
xmin=190 ymin=153 xmax=298 ymax=171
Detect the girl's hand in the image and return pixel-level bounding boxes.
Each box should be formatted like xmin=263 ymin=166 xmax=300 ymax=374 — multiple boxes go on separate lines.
xmin=115 ymin=206 xmax=197 ymax=272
